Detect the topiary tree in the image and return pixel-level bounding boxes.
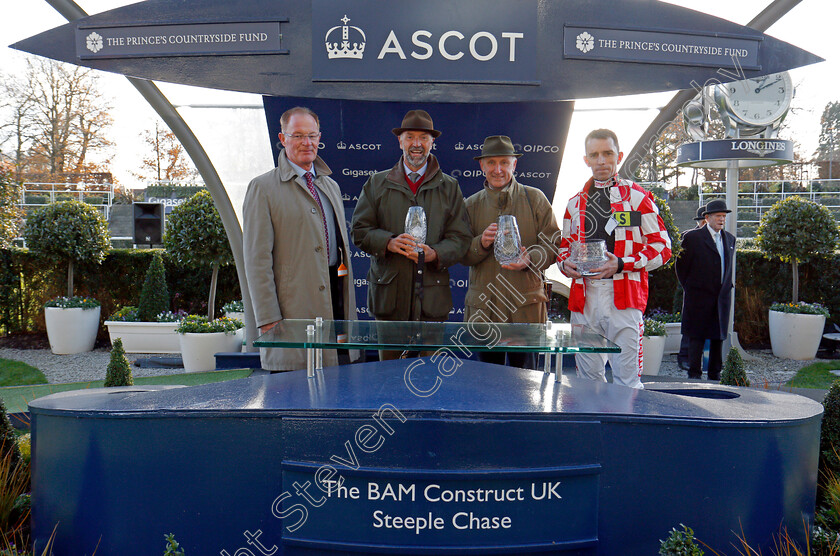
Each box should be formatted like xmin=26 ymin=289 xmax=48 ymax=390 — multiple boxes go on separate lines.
xmin=756 ymin=197 xmax=839 ymax=303
xmin=163 ymin=190 xmax=233 ymax=320
xmin=650 ymin=192 xmax=682 ymax=269
xmin=138 ymin=251 xmax=170 ymax=321
xmin=720 ymin=347 xmax=749 ymax=387
xmin=23 ymin=200 xmax=110 ymax=298
xmin=104 ymin=338 xmax=134 ymax=387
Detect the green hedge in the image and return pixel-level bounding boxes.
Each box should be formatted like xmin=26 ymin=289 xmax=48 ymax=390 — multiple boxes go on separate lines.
xmin=647 ymin=249 xmax=840 ymax=346
xmin=144 ymin=184 xmax=205 ymax=200
xmin=0 ymin=248 xmax=241 ymax=338
xmin=4 ymin=246 xmax=839 ymax=347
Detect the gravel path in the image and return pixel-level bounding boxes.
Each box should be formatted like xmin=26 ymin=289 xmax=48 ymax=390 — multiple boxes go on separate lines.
xmin=0 ymin=346 xmax=819 ymax=385
xmin=0 ymin=348 xmax=185 ymax=384
xmin=653 ymin=349 xmax=813 ymax=385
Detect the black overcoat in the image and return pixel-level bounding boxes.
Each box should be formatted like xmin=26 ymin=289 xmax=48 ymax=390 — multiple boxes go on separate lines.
xmin=675 ymin=227 xmax=735 ymax=340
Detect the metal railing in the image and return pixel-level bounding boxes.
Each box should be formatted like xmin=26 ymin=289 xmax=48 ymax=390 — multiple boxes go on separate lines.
xmin=698 ymin=179 xmax=840 ymax=237
xmin=18 ymin=182 xmax=115 ymax=220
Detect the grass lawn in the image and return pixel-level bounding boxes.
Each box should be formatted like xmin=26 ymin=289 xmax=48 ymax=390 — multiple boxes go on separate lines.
xmin=0 ymin=358 xmax=48 ymax=387
xmin=0 ymin=368 xmax=253 ymax=414
xmin=786 ymin=360 xmax=840 ymax=389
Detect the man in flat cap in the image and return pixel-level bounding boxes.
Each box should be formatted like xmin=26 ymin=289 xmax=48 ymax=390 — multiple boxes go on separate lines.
xmin=677 ymin=204 xmax=706 ymax=370
xmin=676 ymin=199 xmax=735 ymax=380
xmin=461 ymin=135 xmax=562 ymax=369
xmin=351 ymin=109 xmax=471 ymax=359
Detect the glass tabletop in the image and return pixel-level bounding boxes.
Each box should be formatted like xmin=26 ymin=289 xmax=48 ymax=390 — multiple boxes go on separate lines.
xmin=253 ymin=319 xmax=620 ymax=353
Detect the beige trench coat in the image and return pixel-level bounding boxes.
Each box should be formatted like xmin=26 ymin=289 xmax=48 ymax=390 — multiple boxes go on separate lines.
xmin=462 ymin=178 xmax=562 ymax=324
xmin=243 ymin=150 xmax=358 ymax=370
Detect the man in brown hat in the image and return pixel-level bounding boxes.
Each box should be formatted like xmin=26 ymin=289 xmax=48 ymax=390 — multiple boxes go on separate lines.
xmin=676 ymin=199 xmax=735 ymax=380
xmin=351 ymin=109 xmax=471 ymax=359
xmin=461 ymin=135 xmax=562 ymax=369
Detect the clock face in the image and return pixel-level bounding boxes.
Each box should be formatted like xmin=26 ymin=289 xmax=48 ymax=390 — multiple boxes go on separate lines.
xmin=717 ymin=71 xmax=793 ymax=127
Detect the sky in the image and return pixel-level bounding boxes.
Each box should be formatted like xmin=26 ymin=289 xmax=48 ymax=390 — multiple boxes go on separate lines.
xmin=2 ymin=0 xmax=838 ymax=218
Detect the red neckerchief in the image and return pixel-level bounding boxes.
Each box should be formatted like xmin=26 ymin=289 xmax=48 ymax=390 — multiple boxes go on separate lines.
xmin=406 ymin=171 xmax=425 ymax=194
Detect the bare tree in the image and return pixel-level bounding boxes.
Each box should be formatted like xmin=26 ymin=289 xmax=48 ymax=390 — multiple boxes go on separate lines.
xmin=815 ymin=101 xmax=840 ymax=181
xmin=0 ymin=58 xmax=113 ymax=181
xmin=134 ymin=120 xmax=198 ymax=183
xmin=0 ymin=73 xmax=36 ymax=181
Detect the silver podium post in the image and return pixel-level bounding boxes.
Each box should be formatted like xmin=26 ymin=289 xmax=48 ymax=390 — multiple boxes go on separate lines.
xmin=306 ymin=324 xmax=315 ymax=378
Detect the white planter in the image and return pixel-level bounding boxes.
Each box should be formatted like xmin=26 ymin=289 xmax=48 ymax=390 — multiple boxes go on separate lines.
xmin=104 ymin=321 xmax=181 ymax=354
xmin=641 ymin=335 xmax=666 ymax=376
xmin=663 ymin=322 xmax=683 ymax=355
xmin=179 ymin=329 xmax=244 ymax=373
xmin=769 ymin=309 xmax=825 ymax=360
xmin=44 ymin=306 xmax=100 ymax=355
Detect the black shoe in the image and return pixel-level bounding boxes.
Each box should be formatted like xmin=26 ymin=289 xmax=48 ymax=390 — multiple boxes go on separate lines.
xmin=708 ymin=375 xmax=720 ymax=382
xmin=688 ymin=373 xmax=701 ymax=379
xmin=678 ymin=361 xmax=690 ymax=371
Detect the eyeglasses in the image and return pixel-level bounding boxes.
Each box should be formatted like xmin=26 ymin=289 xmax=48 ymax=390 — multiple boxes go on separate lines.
xmin=283 ymin=132 xmax=322 ymax=142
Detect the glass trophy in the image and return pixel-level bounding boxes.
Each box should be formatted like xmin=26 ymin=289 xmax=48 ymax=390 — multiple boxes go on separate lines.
xmin=569 ymin=239 xmax=608 ymax=276
xmin=405 ymin=206 xmax=427 ymax=252
xmin=495 ymin=215 xmax=522 ymax=265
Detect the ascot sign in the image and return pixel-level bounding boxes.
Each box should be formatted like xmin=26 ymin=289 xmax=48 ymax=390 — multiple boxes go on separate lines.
xmin=312 ymin=0 xmax=537 ymax=83
xmin=15 ymin=0 xmax=822 ymax=101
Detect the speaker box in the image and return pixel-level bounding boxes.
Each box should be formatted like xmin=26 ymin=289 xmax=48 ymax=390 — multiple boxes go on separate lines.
xmin=133 ymin=202 xmax=164 ymax=245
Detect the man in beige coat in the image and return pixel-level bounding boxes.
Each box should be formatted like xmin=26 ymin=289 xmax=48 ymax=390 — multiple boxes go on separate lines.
xmin=462 ymin=135 xmax=562 ymax=369
xmin=243 ymin=106 xmax=358 ymax=370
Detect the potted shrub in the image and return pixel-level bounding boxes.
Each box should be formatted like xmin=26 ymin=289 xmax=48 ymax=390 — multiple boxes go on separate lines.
xmin=23 ymin=200 xmax=110 ymax=354
xmin=767 ymin=301 xmax=830 ymax=360
xmin=642 ymin=318 xmax=667 ymax=376
xmin=176 ymin=315 xmax=244 ymax=372
xmin=105 ymin=306 xmax=186 ymax=354
xmin=164 ymin=190 xmax=234 ymax=320
xmin=756 ymin=197 xmax=839 ymax=360
xmin=104 ymin=252 xmax=184 ymax=353
xmin=222 ymin=300 xmax=245 ymax=323
xmin=648 ymin=309 xmax=682 ymax=355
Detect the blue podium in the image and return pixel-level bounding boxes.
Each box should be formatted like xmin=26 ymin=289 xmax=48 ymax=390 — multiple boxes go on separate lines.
xmin=30 ymin=359 xmax=821 ymax=554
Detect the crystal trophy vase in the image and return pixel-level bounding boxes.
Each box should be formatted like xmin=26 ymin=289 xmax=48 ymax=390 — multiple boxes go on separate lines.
xmin=569 ymin=240 xmax=608 ymax=276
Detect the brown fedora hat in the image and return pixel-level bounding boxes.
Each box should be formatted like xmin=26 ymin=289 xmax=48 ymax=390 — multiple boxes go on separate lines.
xmin=391 ymin=109 xmax=441 ymax=138
xmin=473 ymin=135 xmax=522 ymax=160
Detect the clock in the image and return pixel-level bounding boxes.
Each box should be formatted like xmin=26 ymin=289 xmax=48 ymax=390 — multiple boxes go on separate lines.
xmin=714 ymin=71 xmax=793 ymax=135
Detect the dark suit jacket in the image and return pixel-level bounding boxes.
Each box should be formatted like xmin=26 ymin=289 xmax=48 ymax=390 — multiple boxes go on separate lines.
xmin=675 ymin=226 xmax=735 ymax=340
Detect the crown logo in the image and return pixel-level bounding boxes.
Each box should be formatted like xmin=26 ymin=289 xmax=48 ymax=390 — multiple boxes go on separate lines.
xmin=325 ymin=15 xmax=366 ymax=60
xmin=454 ymin=142 xmax=465 ymax=151
xmin=337 ymin=141 xmax=347 ymax=150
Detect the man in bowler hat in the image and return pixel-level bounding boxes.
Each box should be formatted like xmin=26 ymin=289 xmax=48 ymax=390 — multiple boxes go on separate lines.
xmin=461 ymin=135 xmax=562 ymax=369
xmin=351 ymin=109 xmax=471 ymax=359
xmin=677 ymin=204 xmax=707 ymax=370
xmin=676 ymin=199 xmax=736 ymax=380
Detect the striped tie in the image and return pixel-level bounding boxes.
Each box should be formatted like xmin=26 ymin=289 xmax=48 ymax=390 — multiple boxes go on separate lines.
xmin=304 ymin=172 xmax=329 ymax=259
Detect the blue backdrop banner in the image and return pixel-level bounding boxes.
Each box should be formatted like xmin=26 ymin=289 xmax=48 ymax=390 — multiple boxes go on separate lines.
xmin=262 ymin=97 xmax=573 ymax=321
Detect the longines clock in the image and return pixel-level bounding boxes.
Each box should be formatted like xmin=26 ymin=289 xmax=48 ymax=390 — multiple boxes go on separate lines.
xmin=715 ymin=71 xmax=793 ymax=137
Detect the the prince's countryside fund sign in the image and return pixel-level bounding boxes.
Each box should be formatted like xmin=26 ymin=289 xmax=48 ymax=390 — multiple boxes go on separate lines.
xmin=564 ymin=26 xmax=760 ymax=69
xmin=311 ymin=0 xmax=537 ymax=83
xmin=76 ymin=21 xmax=286 ymax=59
